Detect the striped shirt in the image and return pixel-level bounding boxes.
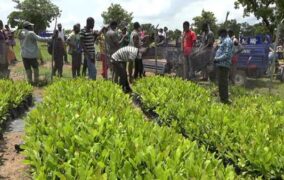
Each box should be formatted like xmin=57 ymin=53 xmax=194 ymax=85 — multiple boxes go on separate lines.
xmin=111 ymin=46 xmax=138 ymax=62
xmin=80 ymin=27 xmax=95 ymax=54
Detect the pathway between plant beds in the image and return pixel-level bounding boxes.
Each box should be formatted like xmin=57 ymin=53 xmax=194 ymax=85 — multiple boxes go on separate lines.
xmin=0 ymin=88 xmax=43 ymax=180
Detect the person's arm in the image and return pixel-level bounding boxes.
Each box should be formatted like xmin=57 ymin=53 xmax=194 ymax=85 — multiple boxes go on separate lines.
xmin=66 ymin=34 xmax=76 ymax=49
xmin=31 ymin=32 xmax=51 ymax=42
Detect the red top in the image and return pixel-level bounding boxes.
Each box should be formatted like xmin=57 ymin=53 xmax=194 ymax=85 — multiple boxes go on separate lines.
xmin=183 ymin=30 xmax=196 ymax=55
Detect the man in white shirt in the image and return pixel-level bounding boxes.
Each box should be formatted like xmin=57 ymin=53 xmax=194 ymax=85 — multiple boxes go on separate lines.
xmin=57 ymin=23 xmax=68 ymax=63
xmin=111 ymin=46 xmax=147 ymax=93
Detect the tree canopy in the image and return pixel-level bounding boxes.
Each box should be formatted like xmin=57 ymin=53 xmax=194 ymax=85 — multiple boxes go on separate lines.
xmin=8 ymin=0 xmax=61 ymax=33
xmin=192 ymin=10 xmax=218 ymax=36
xmin=235 ymin=0 xmax=284 ymax=35
xmin=101 ymin=3 xmax=133 ymax=29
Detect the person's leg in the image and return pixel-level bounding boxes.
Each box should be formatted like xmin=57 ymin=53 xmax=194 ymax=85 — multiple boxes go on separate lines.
xmin=58 ymin=57 xmax=64 ymax=77
xmin=23 ymin=58 xmax=33 ymax=83
xmin=87 ymin=56 xmax=97 ymax=80
xmin=218 ymin=67 xmax=229 ymax=103
xmin=77 ymin=53 xmax=82 ymax=77
xmin=128 ymin=61 xmax=134 ymax=83
xmin=72 ymin=53 xmax=76 ymax=78
xmin=0 ymin=64 xmax=9 ymax=79
xmin=138 ymin=58 xmax=144 ymax=78
xmin=183 ymin=55 xmax=189 ymax=80
xmin=101 ymin=54 xmax=108 ymax=79
xmin=30 ymin=58 xmax=39 ymax=84
xmin=82 ymin=56 xmax=87 ymax=77
xmin=114 ymin=62 xmax=130 ymax=92
xmin=134 ymin=58 xmax=140 ymax=79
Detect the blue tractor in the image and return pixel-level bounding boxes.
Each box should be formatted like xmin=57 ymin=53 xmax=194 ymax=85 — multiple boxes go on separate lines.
xmin=234 ymin=35 xmax=284 ymax=85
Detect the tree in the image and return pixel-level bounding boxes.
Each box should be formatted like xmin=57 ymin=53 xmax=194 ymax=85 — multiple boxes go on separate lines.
xmin=235 ymin=0 xmax=284 ymax=35
xmin=101 ymin=3 xmax=133 ymax=29
xmin=192 ymin=10 xmax=218 ymax=36
xmin=8 ymin=0 xmax=60 ymax=33
xmin=239 ymin=22 xmax=270 ymax=36
xmin=219 ymin=19 xmax=242 ymax=37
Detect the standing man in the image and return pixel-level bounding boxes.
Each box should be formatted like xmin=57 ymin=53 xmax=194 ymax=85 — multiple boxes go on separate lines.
xmin=0 ymin=20 xmax=9 ymax=79
xmin=52 ymin=30 xmax=65 ymax=77
xmin=80 ymin=17 xmax=97 ymax=80
xmin=200 ymin=23 xmax=215 ymax=80
xmin=129 ymin=22 xmax=143 ymax=80
xmin=228 ymin=29 xmax=243 ymax=84
xmin=19 ymin=21 xmax=51 ymax=84
xmin=182 ymin=21 xmax=196 ymax=80
xmin=105 ymin=21 xmax=120 ymax=82
xmin=57 ymin=23 xmax=68 ymax=64
xmin=97 ymin=26 xmax=108 ymax=79
xmin=67 ymin=24 xmax=82 ymax=78
xmin=214 ymin=29 xmax=233 ymax=104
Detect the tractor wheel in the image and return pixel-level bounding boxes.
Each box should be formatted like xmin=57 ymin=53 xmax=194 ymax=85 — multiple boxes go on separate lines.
xmin=280 ymin=67 xmax=284 ymax=82
xmin=234 ymin=70 xmax=247 ymax=86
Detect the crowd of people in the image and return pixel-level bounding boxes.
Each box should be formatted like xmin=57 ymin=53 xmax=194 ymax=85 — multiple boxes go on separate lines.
xmin=0 ymin=16 xmax=244 ymax=103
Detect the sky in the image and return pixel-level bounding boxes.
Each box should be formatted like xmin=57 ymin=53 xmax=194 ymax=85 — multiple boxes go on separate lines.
xmin=0 ymin=0 xmax=259 ymax=31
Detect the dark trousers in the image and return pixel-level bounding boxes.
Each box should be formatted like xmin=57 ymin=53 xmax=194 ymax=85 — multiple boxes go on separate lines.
xmin=82 ymin=58 xmax=88 ymax=76
xmin=23 ymin=58 xmax=39 ymax=70
xmin=112 ymin=61 xmax=131 ymax=91
xmin=72 ymin=52 xmax=82 ymax=78
xmin=0 ymin=64 xmax=9 ymax=79
xmin=134 ymin=58 xmax=143 ymax=79
xmin=23 ymin=58 xmax=39 ymax=83
xmin=53 ymin=57 xmax=63 ymax=77
xmin=217 ymin=66 xmax=229 ymax=103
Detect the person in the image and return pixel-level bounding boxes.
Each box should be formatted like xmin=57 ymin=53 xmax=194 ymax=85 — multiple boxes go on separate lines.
xmin=111 ymin=46 xmax=147 ymax=93
xmin=19 ymin=21 xmax=51 ymax=84
xmin=105 ymin=21 xmax=120 ymax=82
xmin=4 ymin=25 xmax=17 ymax=65
xmin=199 ymin=23 xmax=215 ymax=81
xmin=4 ymin=25 xmax=16 ymax=48
xmin=163 ymin=26 xmax=168 ymax=45
xmin=97 ymin=26 xmax=108 ymax=79
xmin=228 ymin=30 xmax=243 ymax=84
xmin=67 ymin=23 xmax=82 ymax=78
xmin=119 ymin=27 xmax=129 ymax=48
xmin=52 ymin=30 xmax=65 ymax=77
xmin=57 ymin=23 xmax=68 ymax=64
xmin=214 ymin=29 xmax=233 ymax=104
xmin=182 ymin=21 xmax=196 ymax=80
xmin=0 ymin=20 xmax=9 ymax=79
xmin=129 ymin=22 xmax=144 ymax=80
xmin=80 ymin=17 xmax=99 ymax=80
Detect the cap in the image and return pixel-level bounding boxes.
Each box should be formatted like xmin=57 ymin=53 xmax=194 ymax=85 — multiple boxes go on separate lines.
xmin=23 ymin=21 xmax=34 ymax=28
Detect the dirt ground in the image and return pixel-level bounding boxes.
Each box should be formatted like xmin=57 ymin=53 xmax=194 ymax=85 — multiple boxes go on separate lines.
xmin=0 ymin=132 xmax=30 ymax=180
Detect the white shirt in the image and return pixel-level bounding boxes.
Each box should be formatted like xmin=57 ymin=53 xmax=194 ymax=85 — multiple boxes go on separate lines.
xmin=112 ymin=46 xmax=138 ymax=62
xmin=58 ymin=30 xmax=65 ymax=42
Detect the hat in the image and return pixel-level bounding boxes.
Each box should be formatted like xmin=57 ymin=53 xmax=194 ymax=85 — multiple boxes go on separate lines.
xmin=23 ymin=21 xmax=34 ymax=28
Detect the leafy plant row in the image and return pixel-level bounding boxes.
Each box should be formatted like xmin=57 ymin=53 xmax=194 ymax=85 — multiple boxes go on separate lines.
xmin=133 ymin=76 xmax=284 ymax=179
xmin=0 ymin=80 xmax=33 ymax=132
xmin=23 ymin=79 xmax=238 ymax=179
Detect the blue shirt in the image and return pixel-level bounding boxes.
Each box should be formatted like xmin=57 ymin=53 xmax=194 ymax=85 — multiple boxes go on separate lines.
xmin=215 ymin=36 xmax=233 ymax=68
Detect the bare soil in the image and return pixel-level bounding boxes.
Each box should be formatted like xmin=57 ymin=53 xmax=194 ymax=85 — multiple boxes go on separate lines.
xmin=0 ymin=132 xmax=30 ymax=180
